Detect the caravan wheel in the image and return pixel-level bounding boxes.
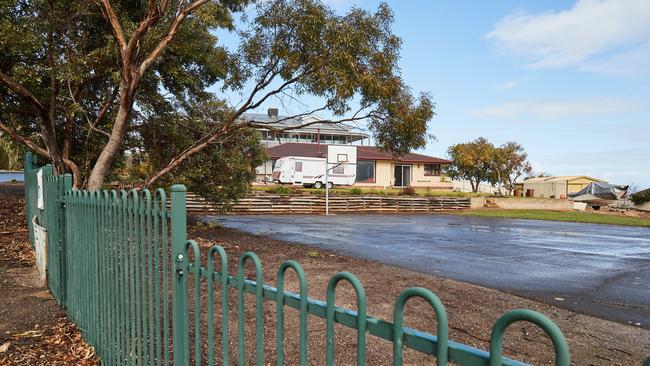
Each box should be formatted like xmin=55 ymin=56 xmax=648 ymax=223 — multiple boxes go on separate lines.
xmin=326 ymin=182 xmax=334 ymax=189
xmin=313 ymin=181 xmax=323 ymax=189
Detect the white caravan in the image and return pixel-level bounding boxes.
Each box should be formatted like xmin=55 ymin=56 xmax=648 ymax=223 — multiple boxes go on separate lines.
xmin=272 ymin=146 xmax=357 ymax=188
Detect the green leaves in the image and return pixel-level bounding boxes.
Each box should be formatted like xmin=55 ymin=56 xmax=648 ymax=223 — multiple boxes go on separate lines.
xmin=232 ymin=0 xmax=434 ymax=156
xmin=141 ymin=97 xmax=266 ymax=209
xmin=446 ymin=138 xmax=532 ymax=193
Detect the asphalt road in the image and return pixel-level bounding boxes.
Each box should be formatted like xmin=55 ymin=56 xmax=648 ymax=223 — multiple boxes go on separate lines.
xmin=205 ymin=214 xmax=650 ymax=328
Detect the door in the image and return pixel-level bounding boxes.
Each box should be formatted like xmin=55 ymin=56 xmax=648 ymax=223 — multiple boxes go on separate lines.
xmin=394 ymin=165 xmax=411 ymax=187
xmin=293 ymin=159 xmax=303 ymax=184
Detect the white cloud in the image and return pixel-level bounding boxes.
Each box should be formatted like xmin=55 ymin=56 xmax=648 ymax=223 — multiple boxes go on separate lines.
xmin=487 ymin=0 xmax=650 ymax=74
xmin=471 ymin=97 xmax=638 ymax=119
xmin=493 ymin=77 xmax=533 ymax=90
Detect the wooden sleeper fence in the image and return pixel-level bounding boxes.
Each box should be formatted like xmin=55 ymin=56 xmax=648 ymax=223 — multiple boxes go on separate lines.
xmin=182 ymin=192 xmax=471 ymax=214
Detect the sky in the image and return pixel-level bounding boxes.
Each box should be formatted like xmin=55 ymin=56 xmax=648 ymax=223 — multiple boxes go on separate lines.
xmin=212 ymin=0 xmax=650 ymax=187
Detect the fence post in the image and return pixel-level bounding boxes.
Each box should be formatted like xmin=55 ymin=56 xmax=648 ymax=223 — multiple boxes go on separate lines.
xmin=171 ymin=184 xmax=189 ymax=366
xmin=41 ymin=165 xmax=52 ymax=228
xmin=24 ymin=152 xmax=34 ymax=244
xmin=58 ymin=174 xmax=72 ymax=308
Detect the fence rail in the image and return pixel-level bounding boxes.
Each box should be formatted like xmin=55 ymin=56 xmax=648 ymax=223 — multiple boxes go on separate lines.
xmin=22 ymin=152 xmax=580 ymax=366
xmin=184 ymin=192 xmax=471 ymax=214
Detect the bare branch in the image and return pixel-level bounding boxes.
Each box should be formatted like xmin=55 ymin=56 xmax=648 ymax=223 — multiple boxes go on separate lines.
xmin=139 ymin=0 xmax=211 ymax=75
xmin=67 ymin=81 xmax=115 ymax=138
xmin=99 ymin=0 xmax=127 ymax=53
xmin=0 ymin=72 xmax=47 ymax=116
xmin=0 ymin=121 xmax=49 ymax=158
xmin=246 ymin=72 xmax=308 ymax=112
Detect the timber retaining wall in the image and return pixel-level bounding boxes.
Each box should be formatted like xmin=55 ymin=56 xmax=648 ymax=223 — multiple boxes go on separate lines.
xmin=185 ymin=192 xmax=471 ymax=214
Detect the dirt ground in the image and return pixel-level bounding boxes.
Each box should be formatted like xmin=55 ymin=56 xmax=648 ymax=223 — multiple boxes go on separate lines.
xmin=187 ymin=219 xmax=650 ymax=366
xmin=1 ymin=182 xmax=649 ymax=365
xmin=0 ymin=185 xmax=97 ymax=366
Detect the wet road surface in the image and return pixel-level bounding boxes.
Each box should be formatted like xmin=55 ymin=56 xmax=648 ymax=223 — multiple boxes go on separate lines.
xmin=204 ymin=214 xmax=650 ymax=328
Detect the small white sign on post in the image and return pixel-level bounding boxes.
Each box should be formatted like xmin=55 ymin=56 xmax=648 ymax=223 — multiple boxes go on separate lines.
xmin=37 ymin=168 xmax=44 ymax=209
xmin=33 ymin=216 xmax=47 ymax=286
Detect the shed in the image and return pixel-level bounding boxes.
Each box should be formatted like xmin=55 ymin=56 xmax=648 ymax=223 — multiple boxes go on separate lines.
xmin=522 ymin=176 xmax=606 ymax=199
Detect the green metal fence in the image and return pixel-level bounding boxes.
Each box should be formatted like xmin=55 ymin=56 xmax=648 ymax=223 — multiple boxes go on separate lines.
xmin=23 ymin=152 xmax=579 ymax=366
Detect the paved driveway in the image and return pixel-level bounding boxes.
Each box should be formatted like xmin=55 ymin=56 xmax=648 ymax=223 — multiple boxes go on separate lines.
xmin=205 ymin=214 xmax=650 ymax=328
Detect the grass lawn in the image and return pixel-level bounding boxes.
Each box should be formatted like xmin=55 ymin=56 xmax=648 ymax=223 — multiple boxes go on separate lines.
xmin=458 ymin=209 xmax=650 ymax=228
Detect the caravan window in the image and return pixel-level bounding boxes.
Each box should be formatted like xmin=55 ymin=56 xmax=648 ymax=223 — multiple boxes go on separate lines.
xmin=295 ymin=161 xmax=302 ymax=172
xmin=332 ymin=165 xmax=344 ymax=174
xmin=274 ymin=160 xmax=283 ymax=170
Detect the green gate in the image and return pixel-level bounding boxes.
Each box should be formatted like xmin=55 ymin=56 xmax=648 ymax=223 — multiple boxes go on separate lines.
xmin=22 ymin=152 xmax=585 ymax=366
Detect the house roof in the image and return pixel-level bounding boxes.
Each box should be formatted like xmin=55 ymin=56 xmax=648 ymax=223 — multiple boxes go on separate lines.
xmin=241 ymin=112 xmax=369 ymax=138
xmin=266 ymin=143 xmax=452 ymax=164
xmin=524 ymin=175 xmax=605 ymax=183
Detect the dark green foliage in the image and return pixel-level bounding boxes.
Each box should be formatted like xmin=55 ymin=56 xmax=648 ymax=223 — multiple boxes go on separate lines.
xmin=631 ymin=189 xmax=650 ymax=205
xmin=2 ymin=0 xmax=434 ymax=193
xmin=349 ymin=188 xmax=363 ymax=195
xmin=272 ymin=185 xmax=291 ymax=195
xmin=232 ymin=0 xmax=435 ymax=156
xmin=143 ymin=98 xmax=266 ymax=210
xmin=445 ymin=138 xmax=495 ymax=193
xmin=0 ymin=136 xmax=21 ymax=169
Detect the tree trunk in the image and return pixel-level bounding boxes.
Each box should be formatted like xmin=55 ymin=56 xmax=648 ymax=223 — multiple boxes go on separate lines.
xmin=86 ymin=81 xmax=134 ymax=190
xmin=39 ymin=122 xmax=66 ymax=174
xmin=496 ymin=169 xmax=502 ymax=195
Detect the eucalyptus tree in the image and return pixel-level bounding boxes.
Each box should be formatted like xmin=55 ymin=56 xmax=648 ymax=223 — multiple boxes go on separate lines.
xmin=445 ymin=137 xmax=495 ymax=193
xmin=493 ymin=142 xmax=532 ymax=195
xmin=1 ymin=0 xmax=435 ymax=192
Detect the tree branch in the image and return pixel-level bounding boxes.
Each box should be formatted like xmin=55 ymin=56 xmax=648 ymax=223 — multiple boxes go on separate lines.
xmin=0 ymin=121 xmax=48 ymax=158
xmin=1 ymin=121 xmax=81 ymax=187
xmin=99 ymin=0 xmax=127 ymax=54
xmin=138 ymin=0 xmax=210 ymax=75
xmin=0 ymin=72 xmax=47 ymax=116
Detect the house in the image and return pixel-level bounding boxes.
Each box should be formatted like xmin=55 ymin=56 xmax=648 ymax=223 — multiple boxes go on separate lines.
xmin=522 ymin=175 xmax=606 ymax=199
xmin=243 ymin=109 xmax=369 ymax=147
xmin=261 ymin=142 xmax=453 ymax=189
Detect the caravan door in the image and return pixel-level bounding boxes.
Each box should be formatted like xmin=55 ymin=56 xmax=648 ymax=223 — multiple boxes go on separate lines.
xmin=292 ymin=158 xmax=303 ymax=184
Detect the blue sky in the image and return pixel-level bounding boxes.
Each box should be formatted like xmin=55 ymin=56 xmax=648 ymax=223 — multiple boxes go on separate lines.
xmin=213 ymin=0 xmax=650 ymax=187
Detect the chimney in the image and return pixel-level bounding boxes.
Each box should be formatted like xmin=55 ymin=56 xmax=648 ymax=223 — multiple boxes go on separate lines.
xmin=267 ymin=108 xmax=279 ymax=118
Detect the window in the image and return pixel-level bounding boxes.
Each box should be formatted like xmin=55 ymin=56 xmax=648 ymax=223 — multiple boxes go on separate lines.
xmin=424 ymin=164 xmax=441 ymax=176
xmin=332 ymin=165 xmax=344 ymax=174
xmin=356 ymin=160 xmax=375 ymax=183
xmin=337 ymin=153 xmax=348 ymax=162
xmin=295 ymin=161 xmax=302 ymax=172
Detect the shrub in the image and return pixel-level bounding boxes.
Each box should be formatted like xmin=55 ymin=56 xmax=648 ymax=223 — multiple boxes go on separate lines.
xmin=272 ymin=185 xmax=291 ymax=195
xmin=349 ymin=188 xmax=363 ymax=195
xmin=402 ymin=187 xmax=417 ymax=196
xmin=631 ymin=189 xmax=650 ymax=205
